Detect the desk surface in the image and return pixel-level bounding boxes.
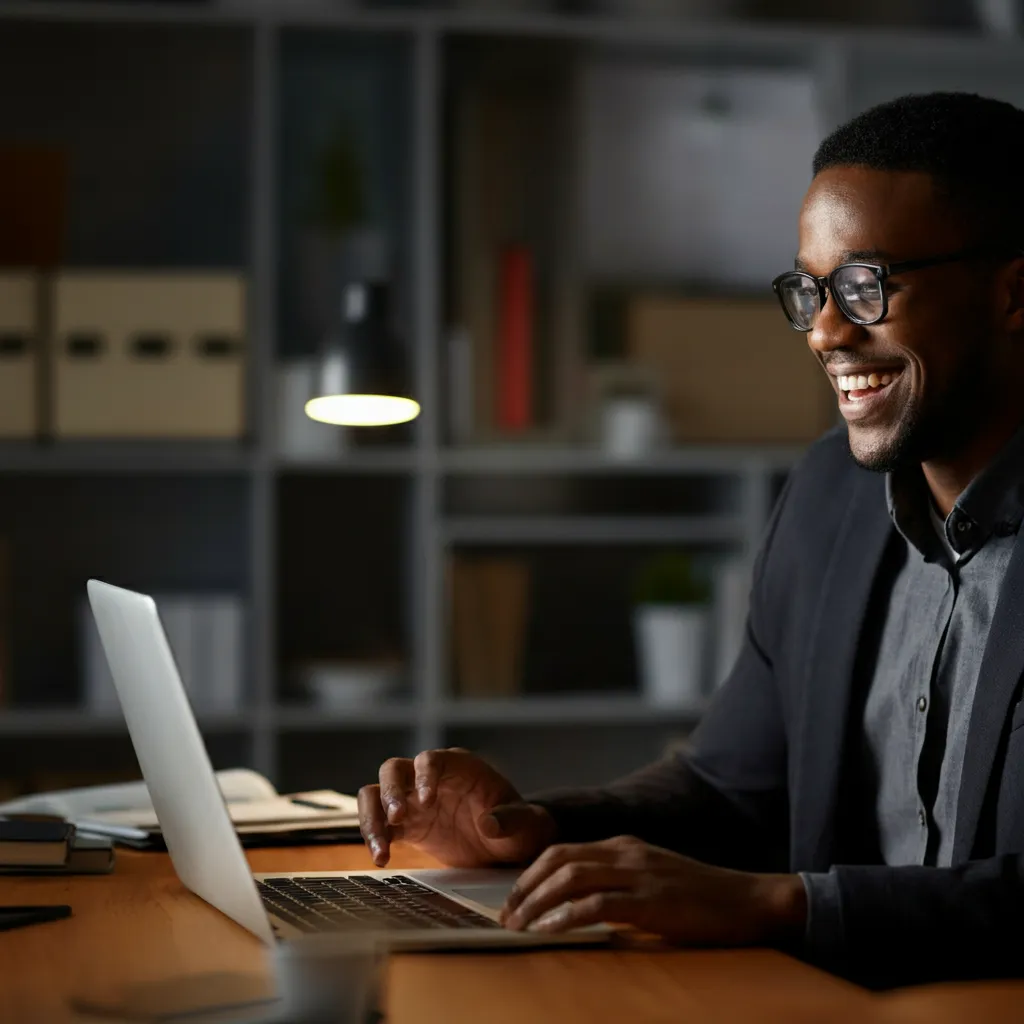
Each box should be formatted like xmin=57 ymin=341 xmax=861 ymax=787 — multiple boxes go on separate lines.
xmin=1 ymin=843 xmax=1022 ymax=1023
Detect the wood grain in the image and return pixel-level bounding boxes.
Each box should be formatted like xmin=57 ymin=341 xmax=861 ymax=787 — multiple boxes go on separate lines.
xmin=0 ymin=843 xmax=1019 ymax=1023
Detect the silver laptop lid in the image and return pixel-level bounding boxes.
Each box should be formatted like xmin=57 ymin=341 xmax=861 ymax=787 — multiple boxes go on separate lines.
xmin=87 ymin=579 xmax=274 ymax=944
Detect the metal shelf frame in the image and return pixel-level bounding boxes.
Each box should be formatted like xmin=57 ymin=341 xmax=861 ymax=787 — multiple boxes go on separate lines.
xmin=3 ymin=7 xmax=1013 ymax=786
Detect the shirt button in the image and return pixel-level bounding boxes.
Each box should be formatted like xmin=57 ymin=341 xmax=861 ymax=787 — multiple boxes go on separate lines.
xmin=917 ymin=696 xmax=928 ymax=713
xmin=918 ymin=809 xmax=927 ymax=828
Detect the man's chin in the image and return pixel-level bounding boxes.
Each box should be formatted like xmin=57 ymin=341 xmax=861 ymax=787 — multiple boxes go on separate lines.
xmin=846 ymin=423 xmax=915 ymax=474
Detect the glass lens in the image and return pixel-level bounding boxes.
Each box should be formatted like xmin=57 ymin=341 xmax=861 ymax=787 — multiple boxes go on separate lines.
xmin=777 ymin=273 xmax=820 ymax=329
xmin=833 ymin=264 xmax=883 ymax=324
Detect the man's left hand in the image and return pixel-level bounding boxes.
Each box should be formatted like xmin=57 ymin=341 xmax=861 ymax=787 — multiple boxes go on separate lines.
xmin=500 ymin=835 xmax=807 ymax=947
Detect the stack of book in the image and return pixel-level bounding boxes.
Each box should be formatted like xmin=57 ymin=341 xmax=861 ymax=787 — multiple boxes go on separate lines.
xmin=448 ymin=555 xmax=530 ymax=699
xmin=0 ymin=819 xmax=114 ymax=875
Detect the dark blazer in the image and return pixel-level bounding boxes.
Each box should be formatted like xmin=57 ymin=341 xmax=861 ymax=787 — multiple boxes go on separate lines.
xmin=536 ymin=427 xmax=1024 ymax=988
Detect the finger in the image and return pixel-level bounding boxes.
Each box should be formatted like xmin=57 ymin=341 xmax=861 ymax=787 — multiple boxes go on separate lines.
xmin=502 ymin=862 xmax=631 ymax=930
xmin=530 ymin=891 xmax=637 ymax=934
xmin=503 ymin=840 xmax=621 ymax=916
xmin=357 ymin=784 xmax=396 ymax=867
xmin=412 ymin=748 xmax=465 ymax=808
xmin=378 ymin=758 xmax=416 ymax=824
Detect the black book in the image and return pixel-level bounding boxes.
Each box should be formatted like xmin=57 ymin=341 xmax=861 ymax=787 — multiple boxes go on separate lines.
xmin=0 ymin=820 xmax=75 ymax=867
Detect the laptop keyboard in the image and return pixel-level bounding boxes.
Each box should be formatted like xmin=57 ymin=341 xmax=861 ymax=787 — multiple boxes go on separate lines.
xmin=257 ymin=874 xmax=503 ymax=934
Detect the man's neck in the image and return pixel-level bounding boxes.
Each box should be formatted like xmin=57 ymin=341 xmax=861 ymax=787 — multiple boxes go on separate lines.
xmin=922 ymin=413 xmax=1024 ymax=517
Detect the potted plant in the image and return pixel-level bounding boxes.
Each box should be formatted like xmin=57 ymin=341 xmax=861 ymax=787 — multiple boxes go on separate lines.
xmin=298 ymin=120 xmax=380 ymax=341
xmin=631 ymin=551 xmax=711 ymax=709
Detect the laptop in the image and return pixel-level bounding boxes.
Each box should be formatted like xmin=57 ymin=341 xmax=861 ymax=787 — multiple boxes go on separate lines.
xmin=86 ymin=579 xmax=610 ymax=950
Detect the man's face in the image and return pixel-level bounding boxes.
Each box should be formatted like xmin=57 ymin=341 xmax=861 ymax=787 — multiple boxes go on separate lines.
xmin=797 ymin=166 xmax=1006 ymax=472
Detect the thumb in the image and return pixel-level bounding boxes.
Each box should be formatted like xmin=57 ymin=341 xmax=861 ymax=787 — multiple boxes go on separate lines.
xmin=478 ymin=802 xmax=551 ymax=844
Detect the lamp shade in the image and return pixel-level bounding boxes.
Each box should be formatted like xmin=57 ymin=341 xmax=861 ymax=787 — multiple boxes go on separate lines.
xmin=305 ymin=281 xmax=419 ymax=427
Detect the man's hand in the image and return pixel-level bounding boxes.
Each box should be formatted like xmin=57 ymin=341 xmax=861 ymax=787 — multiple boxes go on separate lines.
xmin=500 ymin=835 xmax=807 ymax=946
xmin=357 ymin=748 xmax=557 ymax=869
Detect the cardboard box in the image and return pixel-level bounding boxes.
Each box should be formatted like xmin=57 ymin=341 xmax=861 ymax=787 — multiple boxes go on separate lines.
xmin=627 ymin=295 xmax=835 ymax=444
xmin=0 ymin=273 xmax=39 ymax=438
xmin=52 ymin=272 xmax=246 ymax=438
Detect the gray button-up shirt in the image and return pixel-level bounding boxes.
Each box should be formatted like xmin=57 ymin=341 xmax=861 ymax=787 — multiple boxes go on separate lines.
xmin=803 ymin=427 xmax=1024 ymax=945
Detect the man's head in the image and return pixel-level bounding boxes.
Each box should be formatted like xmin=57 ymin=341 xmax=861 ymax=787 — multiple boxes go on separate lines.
xmin=788 ymin=92 xmax=1024 ymax=473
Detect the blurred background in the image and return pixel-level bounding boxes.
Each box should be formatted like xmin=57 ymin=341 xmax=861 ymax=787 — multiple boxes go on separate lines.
xmin=0 ymin=0 xmax=1020 ymax=802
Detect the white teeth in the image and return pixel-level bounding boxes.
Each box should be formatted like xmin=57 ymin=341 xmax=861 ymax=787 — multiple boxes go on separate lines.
xmin=837 ymin=370 xmax=902 ymax=392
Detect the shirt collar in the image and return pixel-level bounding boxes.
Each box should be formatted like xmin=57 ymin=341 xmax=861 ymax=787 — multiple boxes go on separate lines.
xmin=886 ymin=423 xmax=1024 ymax=558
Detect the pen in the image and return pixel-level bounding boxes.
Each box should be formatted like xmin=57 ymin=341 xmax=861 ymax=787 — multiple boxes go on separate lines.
xmin=289 ymin=797 xmax=339 ymax=811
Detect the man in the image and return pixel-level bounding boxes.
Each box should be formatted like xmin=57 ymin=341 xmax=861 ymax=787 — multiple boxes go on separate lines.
xmin=358 ymin=92 xmax=1024 ymax=989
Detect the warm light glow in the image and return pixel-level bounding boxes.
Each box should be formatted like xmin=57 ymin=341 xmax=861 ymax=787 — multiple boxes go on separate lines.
xmin=305 ymin=394 xmax=421 ymax=427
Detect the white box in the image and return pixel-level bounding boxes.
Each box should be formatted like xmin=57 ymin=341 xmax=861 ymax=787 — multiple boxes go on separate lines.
xmin=190 ymin=595 xmax=244 ymax=713
xmin=53 ymin=271 xmax=246 ymax=438
xmin=0 ymin=273 xmax=38 ymax=438
xmin=579 ymin=64 xmax=821 ymax=287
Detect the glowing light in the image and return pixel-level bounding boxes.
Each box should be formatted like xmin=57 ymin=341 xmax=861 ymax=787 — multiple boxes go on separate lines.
xmin=305 ymin=394 xmax=421 ymax=427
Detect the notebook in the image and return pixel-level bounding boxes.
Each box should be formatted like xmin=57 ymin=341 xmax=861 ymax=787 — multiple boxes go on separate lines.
xmin=0 ymin=820 xmax=74 ymax=867
xmin=0 ymin=769 xmax=360 ymax=849
xmin=0 ymin=832 xmax=114 ymax=875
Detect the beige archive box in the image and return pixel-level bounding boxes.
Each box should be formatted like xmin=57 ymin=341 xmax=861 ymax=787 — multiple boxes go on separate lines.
xmin=0 ymin=272 xmax=39 ymax=439
xmin=627 ymin=295 xmax=835 ymax=444
xmin=52 ymin=272 xmax=246 ymax=439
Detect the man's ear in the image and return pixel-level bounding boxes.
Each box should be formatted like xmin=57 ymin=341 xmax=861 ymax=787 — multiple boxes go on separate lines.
xmin=1000 ymin=255 xmax=1024 ymax=334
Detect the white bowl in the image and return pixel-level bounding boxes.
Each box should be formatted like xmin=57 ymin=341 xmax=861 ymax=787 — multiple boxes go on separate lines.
xmin=299 ymin=663 xmax=402 ymax=709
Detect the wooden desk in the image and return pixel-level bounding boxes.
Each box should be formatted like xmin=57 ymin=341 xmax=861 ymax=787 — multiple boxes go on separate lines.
xmin=1 ymin=844 xmax=1021 ymax=1023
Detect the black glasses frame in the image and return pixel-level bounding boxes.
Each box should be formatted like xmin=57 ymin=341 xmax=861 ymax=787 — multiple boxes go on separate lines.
xmin=771 ymin=247 xmax=1016 ymax=331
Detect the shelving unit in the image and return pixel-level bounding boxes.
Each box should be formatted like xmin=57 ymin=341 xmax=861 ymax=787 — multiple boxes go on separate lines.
xmin=3 ymin=0 xmax=1023 ymax=795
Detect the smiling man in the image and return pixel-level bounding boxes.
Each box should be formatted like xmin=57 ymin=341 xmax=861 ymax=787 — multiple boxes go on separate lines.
xmin=358 ymin=92 xmax=1024 ymax=988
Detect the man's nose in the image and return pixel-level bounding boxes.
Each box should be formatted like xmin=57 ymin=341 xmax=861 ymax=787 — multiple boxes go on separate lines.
xmin=806 ymin=291 xmax=870 ymax=358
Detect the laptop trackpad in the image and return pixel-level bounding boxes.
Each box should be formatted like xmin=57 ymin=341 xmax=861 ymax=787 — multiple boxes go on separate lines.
xmin=449 ymin=884 xmax=515 ymax=910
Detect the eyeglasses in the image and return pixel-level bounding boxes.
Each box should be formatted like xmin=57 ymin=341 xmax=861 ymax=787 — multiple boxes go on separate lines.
xmin=771 ymin=247 xmax=1014 ymax=331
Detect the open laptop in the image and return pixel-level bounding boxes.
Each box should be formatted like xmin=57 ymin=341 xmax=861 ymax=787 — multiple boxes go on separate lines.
xmin=86 ymin=579 xmax=610 ymax=949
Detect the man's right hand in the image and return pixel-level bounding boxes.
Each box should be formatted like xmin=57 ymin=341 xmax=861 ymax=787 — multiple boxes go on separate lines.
xmin=357 ymin=748 xmax=557 ymax=869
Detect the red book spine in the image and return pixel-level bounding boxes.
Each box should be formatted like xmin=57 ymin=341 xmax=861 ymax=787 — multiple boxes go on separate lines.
xmin=496 ymin=245 xmax=532 ymax=431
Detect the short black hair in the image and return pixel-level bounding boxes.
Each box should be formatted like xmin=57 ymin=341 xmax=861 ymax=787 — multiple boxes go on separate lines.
xmin=813 ymin=91 xmax=1024 ymax=249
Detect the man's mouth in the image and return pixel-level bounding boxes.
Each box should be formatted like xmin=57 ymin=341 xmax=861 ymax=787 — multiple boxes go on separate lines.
xmin=829 ymin=367 xmax=905 ymax=423
xmin=836 ymin=369 xmax=904 ymax=402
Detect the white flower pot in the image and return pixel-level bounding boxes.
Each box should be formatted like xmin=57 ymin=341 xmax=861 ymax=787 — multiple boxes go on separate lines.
xmin=634 ymin=604 xmax=709 ymax=709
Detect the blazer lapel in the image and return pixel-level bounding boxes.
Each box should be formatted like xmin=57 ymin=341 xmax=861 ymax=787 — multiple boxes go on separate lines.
xmin=952 ymin=530 xmax=1024 ymax=862
xmin=792 ymin=470 xmax=893 ymax=871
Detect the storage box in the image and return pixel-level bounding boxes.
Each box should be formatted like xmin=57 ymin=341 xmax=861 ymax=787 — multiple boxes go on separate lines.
xmin=52 ymin=272 xmax=246 ymax=438
xmin=0 ymin=273 xmax=39 ymax=438
xmin=626 ymin=295 xmax=835 ymax=444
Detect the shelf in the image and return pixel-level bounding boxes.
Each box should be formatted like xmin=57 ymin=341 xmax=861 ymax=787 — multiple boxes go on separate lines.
xmin=441 ymin=695 xmax=705 ymax=726
xmin=0 ymin=442 xmax=256 ymax=475
xmin=270 ymin=704 xmax=418 ymax=729
xmin=0 ymin=2 xmax=1008 ymax=62
xmin=274 ymin=449 xmax=419 ymax=474
xmin=441 ymin=515 xmax=745 ymax=546
xmin=0 ymin=709 xmax=256 ymax=735
xmin=441 ymin=445 xmax=806 ymax=476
